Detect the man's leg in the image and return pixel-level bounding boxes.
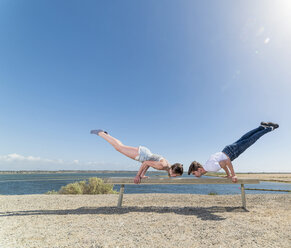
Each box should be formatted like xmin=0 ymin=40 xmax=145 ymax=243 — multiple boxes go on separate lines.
xmin=234 ymin=126 xmax=264 ymax=144
xmin=235 ymin=126 xmax=273 ymax=156
xmin=223 ymin=122 xmax=278 ymax=160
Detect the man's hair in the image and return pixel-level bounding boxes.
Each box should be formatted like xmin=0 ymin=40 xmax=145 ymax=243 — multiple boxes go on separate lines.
xmin=188 ymin=161 xmax=203 ymax=175
xmin=171 ymin=163 xmax=183 ymax=175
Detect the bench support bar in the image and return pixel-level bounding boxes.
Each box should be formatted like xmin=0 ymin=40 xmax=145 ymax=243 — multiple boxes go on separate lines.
xmin=116 ymin=183 xmax=250 ymax=210
xmin=241 ymin=184 xmax=247 ymax=210
xmin=117 ymin=184 xmax=125 ymax=208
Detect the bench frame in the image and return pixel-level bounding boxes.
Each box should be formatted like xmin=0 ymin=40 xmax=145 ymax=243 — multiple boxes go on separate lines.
xmin=103 ymin=178 xmax=260 ymax=210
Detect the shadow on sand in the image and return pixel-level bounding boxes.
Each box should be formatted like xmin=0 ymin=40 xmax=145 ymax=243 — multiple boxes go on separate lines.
xmin=0 ymin=206 xmax=247 ymax=221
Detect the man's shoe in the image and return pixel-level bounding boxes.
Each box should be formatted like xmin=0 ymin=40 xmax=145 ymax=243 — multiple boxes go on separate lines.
xmin=260 ymin=122 xmax=279 ymax=130
xmin=90 ymin=129 xmax=108 ymax=135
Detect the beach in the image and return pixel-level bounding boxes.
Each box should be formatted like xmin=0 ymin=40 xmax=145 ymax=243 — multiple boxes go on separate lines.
xmin=0 ymin=194 xmax=290 ymax=248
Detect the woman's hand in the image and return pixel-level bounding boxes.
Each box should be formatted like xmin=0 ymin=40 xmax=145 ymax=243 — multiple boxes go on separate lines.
xmin=231 ymin=176 xmax=238 ymax=183
xmin=224 ymin=176 xmax=232 ymax=179
xmin=140 ymin=176 xmax=149 ymax=179
xmin=134 ymin=176 xmax=141 ymax=184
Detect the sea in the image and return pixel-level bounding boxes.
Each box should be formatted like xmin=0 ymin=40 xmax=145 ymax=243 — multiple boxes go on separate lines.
xmin=0 ymin=171 xmax=290 ymax=195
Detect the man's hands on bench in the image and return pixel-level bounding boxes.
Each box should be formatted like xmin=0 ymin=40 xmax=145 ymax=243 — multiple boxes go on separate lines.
xmin=223 ymin=175 xmax=238 ymax=183
xmin=231 ymin=176 xmax=238 ymax=183
xmin=221 ymin=160 xmax=238 ymax=183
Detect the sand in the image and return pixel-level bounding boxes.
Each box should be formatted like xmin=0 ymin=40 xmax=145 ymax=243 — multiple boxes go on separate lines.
xmin=0 ymin=194 xmax=290 ymax=248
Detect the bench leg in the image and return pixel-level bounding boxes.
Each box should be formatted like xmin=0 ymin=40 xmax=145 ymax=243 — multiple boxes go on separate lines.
xmin=117 ymin=184 xmax=125 ymax=208
xmin=241 ymin=184 xmax=247 ymax=210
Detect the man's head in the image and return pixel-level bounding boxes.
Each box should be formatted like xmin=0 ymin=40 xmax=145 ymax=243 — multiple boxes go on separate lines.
xmin=169 ymin=163 xmax=183 ymax=177
xmin=188 ymin=161 xmax=205 ymax=177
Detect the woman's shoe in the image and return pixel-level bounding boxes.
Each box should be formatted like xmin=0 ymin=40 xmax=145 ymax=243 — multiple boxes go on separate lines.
xmin=90 ymin=129 xmax=108 ymax=135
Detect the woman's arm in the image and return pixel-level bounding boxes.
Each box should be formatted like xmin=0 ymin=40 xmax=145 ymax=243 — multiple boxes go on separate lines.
xmin=134 ymin=162 xmax=148 ymax=184
xmin=140 ymin=164 xmax=150 ymax=178
xmin=134 ymin=161 xmax=165 ymax=184
xmin=143 ymin=160 xmax=165 ymax=170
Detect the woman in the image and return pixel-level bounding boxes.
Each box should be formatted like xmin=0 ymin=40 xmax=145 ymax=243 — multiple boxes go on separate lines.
xmin=188 ymin=122 xmax=279 ymax=182
xmin=91 ymin=129 xmax=183 ymax=184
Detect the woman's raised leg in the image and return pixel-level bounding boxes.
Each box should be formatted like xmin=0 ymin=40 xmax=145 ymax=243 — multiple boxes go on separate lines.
xmin=92 ymin=130 xmax=139 ymax=160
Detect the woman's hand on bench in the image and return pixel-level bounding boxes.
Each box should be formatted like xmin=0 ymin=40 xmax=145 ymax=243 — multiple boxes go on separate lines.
xmin=134 ymin=176 xmax=141 ymax=184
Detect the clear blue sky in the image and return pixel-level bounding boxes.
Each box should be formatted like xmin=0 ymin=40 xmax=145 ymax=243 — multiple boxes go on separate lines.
xmin=0 ymin=0 xmax=290 ymax=172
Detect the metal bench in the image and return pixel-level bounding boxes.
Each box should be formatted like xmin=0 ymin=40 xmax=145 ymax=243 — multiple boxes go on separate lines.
xmin=103 ymin=177 xmax=260 ymax=210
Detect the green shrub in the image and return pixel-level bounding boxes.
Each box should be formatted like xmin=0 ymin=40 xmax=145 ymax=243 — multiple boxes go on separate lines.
xmin=208 ymin=192 xmax=218 ymax=195
xmin=84 ymin=177 xmax=117 ymax=194
xmin=59 ymin=180 xmax=86 ymax=194
xmin=47 ymin=177 xmax=117 ymax=195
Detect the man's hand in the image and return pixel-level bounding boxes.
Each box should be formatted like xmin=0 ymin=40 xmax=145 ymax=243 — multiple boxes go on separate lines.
xmin=232 ymin=176 xmax=238 ymax=183
xmin=224 ymin=176 xmax=232 ymax=179
xmin=134 ymin=176 xmax=141 ymax=184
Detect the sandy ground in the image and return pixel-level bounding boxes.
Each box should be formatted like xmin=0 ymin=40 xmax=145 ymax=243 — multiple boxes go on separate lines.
xmin=0 ymin=194 xmax=290 ymax=248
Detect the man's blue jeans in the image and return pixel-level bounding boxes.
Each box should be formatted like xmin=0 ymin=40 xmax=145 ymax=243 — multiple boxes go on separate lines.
xmin=222 ymin=126 xmax=272 ymax=161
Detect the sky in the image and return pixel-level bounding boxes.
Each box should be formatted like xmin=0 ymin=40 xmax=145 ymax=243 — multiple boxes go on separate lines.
xmin=0 ymin=0 xmax=290 ymax=172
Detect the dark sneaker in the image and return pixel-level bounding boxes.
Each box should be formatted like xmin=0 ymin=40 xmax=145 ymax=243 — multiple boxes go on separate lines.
xmin=90 ymin=129 xmax=108 ymax=135
xmin=260 ymin=122 xmax=279 ymax=130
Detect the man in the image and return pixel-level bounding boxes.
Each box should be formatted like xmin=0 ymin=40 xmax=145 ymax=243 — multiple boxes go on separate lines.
xmin=188 ymin=122 xmax=279 ymax=182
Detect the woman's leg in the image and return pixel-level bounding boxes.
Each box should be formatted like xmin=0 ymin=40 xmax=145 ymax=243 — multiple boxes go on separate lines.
xmin=98 ymin=132 xmax=139 ymax=160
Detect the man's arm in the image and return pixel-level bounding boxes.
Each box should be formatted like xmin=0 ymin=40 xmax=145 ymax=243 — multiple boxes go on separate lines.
xmin=220 ymin=165 xmax=231 ymax=177
xmin=226 ymin=160 xmax=237 ymax=182
xmin=219 ymin=160 xmax=231 ymax=177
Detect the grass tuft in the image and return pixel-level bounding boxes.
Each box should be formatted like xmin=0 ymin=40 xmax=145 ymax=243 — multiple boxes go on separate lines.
xmin=46 ymin=190 xmax=58 ymax=194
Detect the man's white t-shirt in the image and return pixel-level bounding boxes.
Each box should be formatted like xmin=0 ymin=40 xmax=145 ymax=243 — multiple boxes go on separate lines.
xmin=204 ymin=152 xmax=228 ymax=172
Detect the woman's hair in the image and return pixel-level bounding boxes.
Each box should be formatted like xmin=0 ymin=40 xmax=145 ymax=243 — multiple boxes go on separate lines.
xmin=188 ymin=161 xmax=203 ymax=175
xmin=171 ymin=163 xmax=184 ymax=175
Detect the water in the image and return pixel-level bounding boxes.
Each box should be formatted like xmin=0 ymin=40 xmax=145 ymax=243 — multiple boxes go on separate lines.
xmin=0 ymin=172 xmax=290 ymax=195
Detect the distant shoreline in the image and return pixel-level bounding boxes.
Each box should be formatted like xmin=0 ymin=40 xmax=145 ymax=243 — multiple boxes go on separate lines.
xmin=0 ymin=170 xmax=290 ymax=174
xmin=0 ymin=170 xmax=169 ymax=175
xmin=0 ymin=171 xmax=290 ymax=183
xmin=0 ymin=170 xmax=142 ymax=174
